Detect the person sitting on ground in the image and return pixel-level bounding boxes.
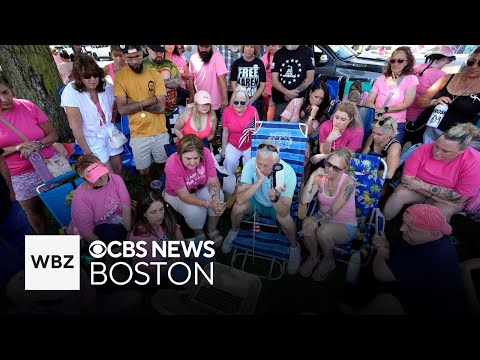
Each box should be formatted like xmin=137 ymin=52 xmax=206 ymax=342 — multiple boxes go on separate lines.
xmin=221 ymin=140 xmax=301 ymax=275
xmin=383 ymin=123 xmax=480 ymax=223
xmin=173 ymin=90 xmax=217 ymax=146
xmin=365 ymin=204 xmax=463 ymax=315
xmin=163 ymin=134 xmax=226 ymax=245
xmin=299 ymin=148 xmax=357 ymax=281
xmin=310 ymin=101 xmax=364 ymax=166
xmin=128 ymin=191 xmax=213 ymax=285
xmin=221 ymin=85 xmax=259 ymax=175
xmin=68 ymin=155 xmax=131 ymax=248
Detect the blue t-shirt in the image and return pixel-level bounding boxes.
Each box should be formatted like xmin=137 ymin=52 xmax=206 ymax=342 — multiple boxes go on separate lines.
xmin=240 ymin=157 xmax=296 ymax=207
xmin=387 ymin=234 xmax=463 ymax=315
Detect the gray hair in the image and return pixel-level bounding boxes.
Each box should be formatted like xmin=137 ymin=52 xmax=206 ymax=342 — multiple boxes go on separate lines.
xmin=230 ymin=85 xmax=250 ymax=105
xmin=257 ymin=140 xmax=280 ymax=160
xmin=443 ymin=123 xmax=480 ymax=150
xmin=371 ymin=115 xmax=398 ymax=137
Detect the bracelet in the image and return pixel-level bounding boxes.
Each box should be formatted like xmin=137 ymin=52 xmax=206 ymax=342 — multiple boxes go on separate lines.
xmin=271 ymin=194 xmax=280 ymax=203
xmin=35 ymin=140 xmax=44 ymax=149
xmin=204 ymin=200 xmax=209 ymax=208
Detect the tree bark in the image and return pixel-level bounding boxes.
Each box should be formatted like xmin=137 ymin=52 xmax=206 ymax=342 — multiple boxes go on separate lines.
xmin=0 ymin=45 xmax=73 ymax=141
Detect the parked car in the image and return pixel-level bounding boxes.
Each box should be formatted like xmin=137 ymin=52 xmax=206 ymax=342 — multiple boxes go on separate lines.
xmin=90 ymin=45 xmax=112 ymax=60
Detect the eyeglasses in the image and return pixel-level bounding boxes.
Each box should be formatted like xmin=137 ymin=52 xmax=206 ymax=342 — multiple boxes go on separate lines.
xmin=466 ymin=59 xmax=480 ymax=67
xmin=233 ymin=100 xmax=246 ymax=106
xmin=258 ymin=143 xmax=278 ymax=153
xmin=325 ymin=161 xmax=343 ymax=172
xmin=83 ymin=74 xmax=99 ymax=80
xmin=389 ymin=59 xmax=406 ymax=64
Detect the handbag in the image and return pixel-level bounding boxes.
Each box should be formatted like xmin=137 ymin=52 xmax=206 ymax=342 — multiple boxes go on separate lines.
xmin=404 ymin=106 xmax=434 ymax=144
xmin=0 ymin=115 xmax=71 ymax=180
xmin=106 ymin=123 xmax=128 ymax=149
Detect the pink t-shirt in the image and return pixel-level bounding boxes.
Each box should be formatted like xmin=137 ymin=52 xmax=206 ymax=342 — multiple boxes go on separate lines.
xmin=0 ymin=99 xmax=56 ymax=176
xmin=70 ymin=174 xmax=131 ymax=238
xmin=317 ymin=173 xmax=357 ymax=225
xmin=261 ymin=52 xmax=273 ymax=96
xmin=371 ymin=74 xmax=419 ymax=124
xmin=188 ymin=51 xmax=228 ymax=110
xmin=222 ymin=104 xmax=258 ymax=151
xmin=403 ymin=142 xmax=480 ymax=197
xmin=319 ymin=119 xmax=364 ymax=152
xmin=129 ymin=223 xmax=181 ymax=272
xmin=406 ymin=64 xmax=446 ymax=121
xmin=164 ymin=147 xmax=217 ymax=196
xmin=172 ymin=54 xmax=188 ymax=89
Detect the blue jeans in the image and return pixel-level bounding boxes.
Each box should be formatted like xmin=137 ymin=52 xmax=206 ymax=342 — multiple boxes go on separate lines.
xmin=252 ymin=98 xmax=265 ymax=121
xmin=0 ymin=201 xmax=31 ymax=287
xmin=395 ymin=122 xmax=406 ymax=145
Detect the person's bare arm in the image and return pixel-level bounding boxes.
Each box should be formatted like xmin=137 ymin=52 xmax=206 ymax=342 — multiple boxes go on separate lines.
xmin=219 ymin=74 xmax=228 ymax=109
xmin=250 ymin=82 xmax=266 ymax=103
xmin=173 ymin=110 xmax=188 ymax=141
xmin=417 ymin=75 xmax=451 ymax=108
xmin=164 ymin=74 xmax=183 ymax=89
xmin=385 ymin=142 xmax=401 ymax=179
xmin=65 ymin=107 xmax=93 ymax=155
xmin=361 ymin=134 xmax=374 ymax=154
xmin=295 ymin=69 xmax=315 ymax=94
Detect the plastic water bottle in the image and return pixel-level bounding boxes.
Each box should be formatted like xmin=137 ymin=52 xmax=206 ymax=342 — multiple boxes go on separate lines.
xmin=29 ymin=151 xmax=53 ymax=182
xmin=426 ymin=103 xmax=448 ymax=128
xmin=346 ymin=251 xmax=362 ymax=285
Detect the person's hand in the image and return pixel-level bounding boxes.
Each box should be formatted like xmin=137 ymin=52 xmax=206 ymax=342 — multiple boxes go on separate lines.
xmin=15 ymin=141 xmax=41 ymax=158
xmin=209 ymin=198 xmax=226 ymax=215
xmin=373 ymin=233 xmax=390 ymax=256
xmin=310 ymin=105 xmax=319 ymax=118
xmin=255 ymin=163 xmax=266 ymax=183
xmin=220 ymin=99 xmax=229 ymax=109
xmin=434 ymin=96 xmax=452 ymax=105
xmin=310 ymin=153 xmax=326 ymax=164
xmin=326 ymin=128 xmax=342 ymax=143
xmin=220 ymin=148 xmax=226 ymax=158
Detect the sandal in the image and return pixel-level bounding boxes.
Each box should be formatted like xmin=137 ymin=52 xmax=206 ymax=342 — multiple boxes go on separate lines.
xmin=207 ymin=230 xmax=224 ymax=247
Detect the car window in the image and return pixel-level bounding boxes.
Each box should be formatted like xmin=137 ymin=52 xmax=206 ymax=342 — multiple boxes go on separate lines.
xmin=328 ymin=45 xmax=356 ymax=60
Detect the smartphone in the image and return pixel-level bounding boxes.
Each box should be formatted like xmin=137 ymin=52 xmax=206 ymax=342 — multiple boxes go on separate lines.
xmin=272 ymin=163 xmax=284 ymax=191
xmin=375 ymin=209 xmax=385 ymax=236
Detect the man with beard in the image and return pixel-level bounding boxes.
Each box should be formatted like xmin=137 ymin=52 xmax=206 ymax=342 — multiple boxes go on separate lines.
xmin=114 ymin=45 xmax=169 ymax=189
xmin=188 ymin=45 xmax=228 ymax=125
xmin=143 ymin=45 xmax=183 ymax=118
xmin=271 ymin=45 xmax=315 ymax=119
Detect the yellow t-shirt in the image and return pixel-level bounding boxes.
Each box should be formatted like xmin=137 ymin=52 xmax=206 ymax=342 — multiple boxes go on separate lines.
xmin=114 ymin=66 xmax=167 ymax=137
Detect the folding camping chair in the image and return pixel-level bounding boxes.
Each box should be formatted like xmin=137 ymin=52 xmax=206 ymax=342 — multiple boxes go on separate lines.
xmin=341 ymin=79 xmax=373 ymax=101
xmin=36 ymin=170 xmax=83 ymax=231
xmin=230 ymin=121 xmax=308 ymax=280
xmin=304 ymin=152 xmax=387 ymax=274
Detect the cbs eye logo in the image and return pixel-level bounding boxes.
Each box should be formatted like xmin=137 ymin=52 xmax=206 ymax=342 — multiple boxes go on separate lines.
xmin=89 ymin=240 xmax=107 ymax=259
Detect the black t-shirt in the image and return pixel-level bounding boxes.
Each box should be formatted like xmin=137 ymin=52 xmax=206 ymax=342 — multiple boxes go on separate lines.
xmin=0 ymin=148 xmax=12 ymax=219
xmin=271 ymin=46 xmax=315 ymax=104
xmin=230 ymin=57 xmax=267 ymax=99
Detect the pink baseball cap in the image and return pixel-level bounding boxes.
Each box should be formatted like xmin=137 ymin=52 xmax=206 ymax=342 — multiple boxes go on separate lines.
xmin=194 ymin=90 xmax=211 ymax=105
xmin=84 ymin=162 xmax=109 ymax=183
xmin=403 ymin=204 xmax=452 ymax=235
xmin=426 ymin=45 xmax=456 ymax=61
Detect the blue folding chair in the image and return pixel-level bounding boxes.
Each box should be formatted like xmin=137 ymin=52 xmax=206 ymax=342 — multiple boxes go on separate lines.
xmin=36 ymin=170 xmax=83 ymax=229
xmin=342 ymin=79 xmax=373 ymax=100
xmin=230 ymin=121 xmax=308 ymax=280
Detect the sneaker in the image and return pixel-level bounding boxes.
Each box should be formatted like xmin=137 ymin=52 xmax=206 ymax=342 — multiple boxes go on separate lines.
xmin=221 ymin=229 xmax=239 ymax=254
xmin=287 ymin=245 xmax=301 ymax=275
xmin=312 ymin=258 xmax=336 ymax=282
xmin=299 ymin=256 xmax=319 ymax=278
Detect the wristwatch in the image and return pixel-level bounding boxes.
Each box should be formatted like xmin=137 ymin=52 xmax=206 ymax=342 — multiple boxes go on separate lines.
xmin=271 ymin=194 xmax=280 ymax=203
xmin=384 ymin=106 xmax=390 ymax=113
xmin=35 ymin=140 xmax=44 ymax=149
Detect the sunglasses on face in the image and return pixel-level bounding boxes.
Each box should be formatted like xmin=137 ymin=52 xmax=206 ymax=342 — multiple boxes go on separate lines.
xmin=233 ymin=100 xmax=246 ymax=106
xmin=389 ymin=59 xmax=405 ymax=64
xmin=258 ymin=143 xmax=278 ymax=153
xmin=325 ymin=161 xmax=343 ymax=172
xmin=466 ymin=59 xmax=480 ymax=67
xmin=83 ymin=74 xmax=99 ymax=80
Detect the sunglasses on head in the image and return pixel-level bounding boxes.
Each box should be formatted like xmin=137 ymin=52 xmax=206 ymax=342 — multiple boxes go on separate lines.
xmin=389 ymin=59 xmax=405 ymax=64
xmin=325 ymin=161 xmax=343 ymax=172
xmin=466 ymin=59 xmax=480 ymax=67
xmin=233 ymin=100 xmax=246 ymax=106
xmin=258 ymin=143 xmax=278 ymax=153
xmin=373 ymin=118 xmax=389 ymax=126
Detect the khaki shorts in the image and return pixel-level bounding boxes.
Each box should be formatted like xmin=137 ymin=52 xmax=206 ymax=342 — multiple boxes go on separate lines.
xmin=129 ymin=131 xmax=169 ymax=170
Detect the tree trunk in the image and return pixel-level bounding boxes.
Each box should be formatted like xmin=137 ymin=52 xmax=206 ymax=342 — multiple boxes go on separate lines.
xmin=0 ymin=45 xmax=73 ymax=141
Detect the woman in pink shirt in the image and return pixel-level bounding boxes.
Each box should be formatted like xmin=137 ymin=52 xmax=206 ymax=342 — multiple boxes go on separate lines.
xmin=384 ymin=123 xmax=480 ymax=223
xmin=68 ymin=155 xmax=131 ymax=247
xmin=221 ymin=86 xmax=259 ymax=175
xmin=299 ymin=148 xmax=357 ymax=282
xmin=163 ymin=134 xmax=226 ymax=245
xmin=0 ymin=78 xmax=60 ymax=234
xmin=365 ymin=46 xmax=419 ymax=144
xmin=261 ymin=45 xmax=279 ymax=120
xmin=311 ymin=101 xmax=364 ymax=165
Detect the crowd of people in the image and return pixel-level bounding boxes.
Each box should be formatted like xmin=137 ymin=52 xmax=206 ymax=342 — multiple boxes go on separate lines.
xmin=1 ymin=44 xmax=480 ymax=315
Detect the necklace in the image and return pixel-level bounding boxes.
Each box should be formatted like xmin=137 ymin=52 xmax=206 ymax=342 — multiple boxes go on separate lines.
xmin=452 ymin=74 xmax=480 ymax=103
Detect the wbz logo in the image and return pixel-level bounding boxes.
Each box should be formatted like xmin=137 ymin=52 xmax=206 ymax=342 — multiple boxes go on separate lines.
xmin=25 ymin=235 xmax=80 ymax=290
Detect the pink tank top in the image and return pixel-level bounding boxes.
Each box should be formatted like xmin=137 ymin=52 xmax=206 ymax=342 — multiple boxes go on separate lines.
xmin=108 ymin=63 xmax=115 ymax=81
xmin=317 ymin=173 xmax=357 ymax=225
xmin=176 ymin=111 xmax=211 ymax=145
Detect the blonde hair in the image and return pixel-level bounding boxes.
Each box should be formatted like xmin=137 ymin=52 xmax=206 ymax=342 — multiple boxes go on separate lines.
xmin=177 ymin=134 xmax=204 ymax=160
xmin=326 ymin=148 xmax=352 ymax=171
xmin=335 ymin=101 xmax=362 ymax=129
xmin=74 ymin=154 xmax=102 ymax=177
xmin=192 ymin=101 xmax=216 ymax=132
xmin=443 ymin=123 xmax=480 ymax=150
xmin=371 ymin=115 xmax=398 ymax=137
xmin=240 ymin=45 xmax=260 ymax=56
